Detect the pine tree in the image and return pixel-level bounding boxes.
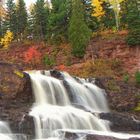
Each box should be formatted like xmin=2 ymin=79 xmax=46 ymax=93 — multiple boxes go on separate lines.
xmin=0 ymin=4 xmax=5 ymax=36
xmin=68 ymin=0 xmax=92 ymax=58
xmin=26 ymin=3 xmax=37 ymax=39
xmin=16 ymin=0 xmax=27 ymax=40
xmin=82 ymin=0 xmax=99 ymax=31
xmin=48 ymin=0 xmax=71 ymax=44
xmin=126 ymin=0 xmax=140 ymax=46
xmin=101 ymin=1 xmax=115 ymax=29
xmin=6 ymin=0 xmax=17 ymax=36
xmin=34 ymin=0 xmax=49 ymax=40
xmin=120 ymin=0 xmax=128 ymax=28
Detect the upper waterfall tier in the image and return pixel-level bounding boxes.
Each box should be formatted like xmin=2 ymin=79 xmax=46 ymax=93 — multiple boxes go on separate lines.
xmin=28 ymin=70 xmax=109 ymax=113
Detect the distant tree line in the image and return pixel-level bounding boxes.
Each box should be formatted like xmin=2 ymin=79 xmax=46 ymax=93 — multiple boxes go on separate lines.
xmin=0 ymin=0 xmax=140 ymax=57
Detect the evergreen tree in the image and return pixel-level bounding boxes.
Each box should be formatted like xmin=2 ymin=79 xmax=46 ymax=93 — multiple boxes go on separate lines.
xmin=101 ymin=1 xmax=115 ymax=29
xmin=126 ymin=0 xmax=140 ymax=46
xmin=82 ymin=0 xmax=99 ymax=31
xmin=6 ymin=0 xmax=17 ymax=36
xmin=34 ymin=0 xmax=49 ymax=40
xmin=16 ymin=0 xmax=27 ymax=40
xmin=48 ymin=0 xmax=71 ymax=44
xmin=26 ymin=4 xmax=36 ymax=39
xmin=120 ymin=0 xmax=128 ymax=28
xmin=0 ymin=5 xmax=5 ymax=36
xmin=68 ymin=0 xmax=92 ymax=58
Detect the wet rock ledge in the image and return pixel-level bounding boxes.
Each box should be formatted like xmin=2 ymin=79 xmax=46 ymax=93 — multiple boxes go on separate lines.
xmin=0 ymin=62 xmax=34 ymax=135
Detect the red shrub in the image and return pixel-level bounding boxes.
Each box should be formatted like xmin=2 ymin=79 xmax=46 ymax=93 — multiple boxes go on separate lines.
xmin=56 ymin=64 xmax=66 ymax=71
xmin=24 ymin=47 xmax=41 ymax=64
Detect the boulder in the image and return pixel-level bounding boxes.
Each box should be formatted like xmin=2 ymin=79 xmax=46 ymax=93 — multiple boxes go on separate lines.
xmin=95 ymin=77 xmax=140 ymax=112
xmin=57 ymin=130 xmax=140 ymax=140
xmin=0 ymin=62 xmax=31 ymax=99
xmin=100 ymin=112 xmax=140 ymax=132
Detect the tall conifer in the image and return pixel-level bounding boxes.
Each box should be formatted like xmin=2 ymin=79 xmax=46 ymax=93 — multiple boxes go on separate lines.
xmin=16 ymin=0 xmax=27 ymax=40
xmin=126 ymin=0 xmax=140 ymax=46
xmin=48 ymin=0 xmax=71 ymax=44
xmin=68 ymin=0 xmax=91 ymax=57
xmin=34 ymin=0 xmax=49 ymax=40
xmin=6 ymin=0 xmax=17 ymax=35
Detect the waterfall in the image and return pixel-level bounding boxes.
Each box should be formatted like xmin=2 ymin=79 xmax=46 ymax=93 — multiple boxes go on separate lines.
xmin=28 ymin=70 xmax=110 ymax=139
xmin=0 ymin=70 xmax=140 ymax=140
xmin=0 ymin=121 xmax=16 ymax=140
xmin=0 ymin=121 xmax=29 ymax=140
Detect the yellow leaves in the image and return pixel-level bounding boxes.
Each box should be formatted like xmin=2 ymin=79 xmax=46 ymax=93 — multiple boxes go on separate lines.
xmin=0 ymin=31 xmax=14 ymax=49
xmin=92 ymin=0 xmax=105 ymax=19
xmin=14 ymin=70 xmax=24 ymax=78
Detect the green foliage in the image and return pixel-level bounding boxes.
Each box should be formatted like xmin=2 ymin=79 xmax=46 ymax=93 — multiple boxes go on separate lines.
xmin=101 ymin=2 xmax=116 ymax=29
xmin=43 ymin=55 xmax=55 ymax=67
xmin=120 ymin=0 xmax=128 ymax=29
xmin=34 ymin=0 xmax=49 ymax=40
xmin=48 ymin=0 xmax=71 ymax=44
xmin=6 ymin=0 xmax=17 ymax=36
xmin=82 ymin=0 xmax=99 ymax=31
xmin=126 ymin=28 xmax=140 ymax=46
xmin=68 ymin=0 xmax=92 ymax=58
xmin=16 ymin=0 xmax=28 ymax=40
xmin=126 ymin=0 xmax=140 ymax=46
xmin=135 ymin=71 xmax=140 ymax=84
xmin=123 ymin=74 xmax=129 ymax=83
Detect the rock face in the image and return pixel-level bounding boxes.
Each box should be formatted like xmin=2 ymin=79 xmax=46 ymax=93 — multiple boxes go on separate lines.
xmin=95 ymin=77 xmax=140 ymax=112
xmin=100 ymin=112 xmax=140 ymax=132
xmin=0 ymin=62 xmax=27 ymax=98
xmin=0 ymin=62 xmax=34 ymax=135
xmin=58 ymin=130 xmax=140 ymax=140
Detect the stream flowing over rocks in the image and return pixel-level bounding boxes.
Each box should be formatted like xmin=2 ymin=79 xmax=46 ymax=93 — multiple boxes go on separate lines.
xmin=0 ymin=62 xmax=140 ymax=140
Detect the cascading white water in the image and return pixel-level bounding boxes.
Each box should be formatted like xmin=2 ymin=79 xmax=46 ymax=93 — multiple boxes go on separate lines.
xmin=28 ymin=70 xmax=110 ymax=139
xmin=0 ymin=121 xmax=28 ymax=140
xmin=0 ymin=121 xmax=13 ymax=140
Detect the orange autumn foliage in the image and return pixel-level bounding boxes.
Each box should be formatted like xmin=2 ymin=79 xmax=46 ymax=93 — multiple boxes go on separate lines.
xmin=56 ymin=64 xmax=66 ymax=71
xmin=24 ymin=47 xmax=41 ymax=64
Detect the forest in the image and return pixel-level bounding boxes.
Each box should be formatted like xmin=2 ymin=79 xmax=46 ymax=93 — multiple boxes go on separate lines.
xmin=0 ymin=0 xmax=140 ymax=69
xmin=0 ymin=0 xmax=139 ymax=49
